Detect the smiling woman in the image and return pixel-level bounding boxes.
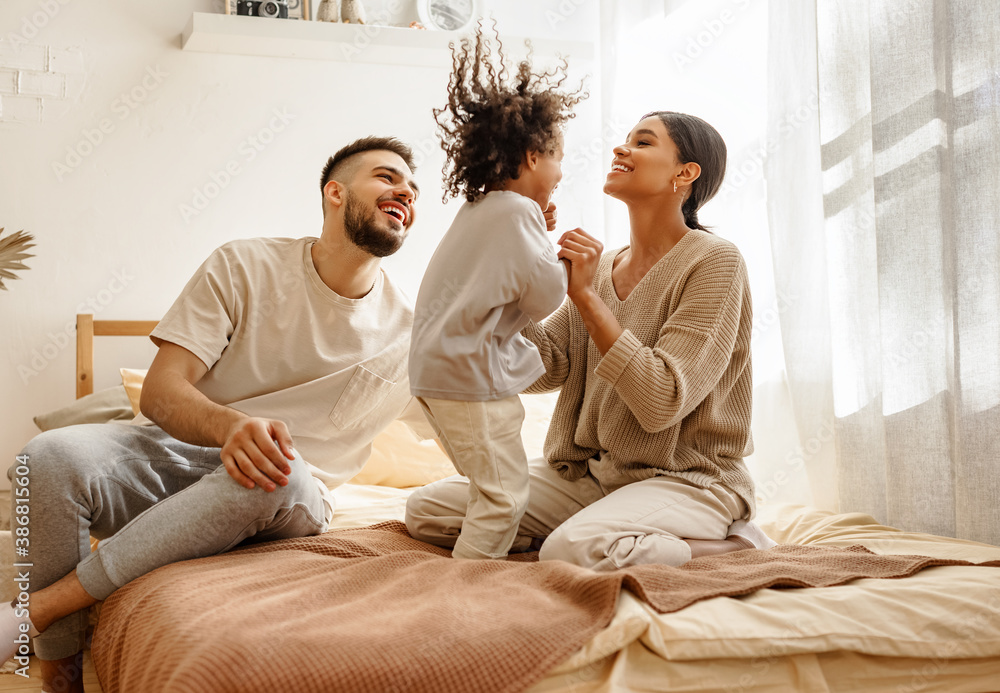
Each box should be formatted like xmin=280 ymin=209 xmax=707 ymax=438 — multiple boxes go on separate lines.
xmin=604 ymin=111 xmax=727 ymax=235
xmin=598 ymin=2 xmax=809 ymax=513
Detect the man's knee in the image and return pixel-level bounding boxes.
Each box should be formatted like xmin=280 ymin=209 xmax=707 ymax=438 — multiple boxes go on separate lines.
xmin=9 ymin=425 xmax=94 ymax=488
xmin=214 ymin=453 xmax=326 ymax=544
xmin=252 ymin=452 xmax=317 ymax=507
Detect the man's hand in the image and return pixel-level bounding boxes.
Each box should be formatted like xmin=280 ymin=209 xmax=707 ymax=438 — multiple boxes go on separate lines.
xmin=142 ymin=342 xmax=299 ymax=492
xmin=543 ymin=203 xmax=558 ymax=232
xmin=220 ymin=417 xmax=296 ymax=492
xmin=557 ymin=228 xmax=604 ymax=299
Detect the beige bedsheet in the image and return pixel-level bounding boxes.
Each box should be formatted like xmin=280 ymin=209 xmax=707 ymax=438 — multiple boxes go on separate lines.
xmin=329 ymin=486 xmax=1000 ymax=692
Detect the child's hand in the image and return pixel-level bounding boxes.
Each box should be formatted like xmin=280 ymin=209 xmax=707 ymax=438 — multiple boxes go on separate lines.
xmin=558 ymin=228 xmax=603 ymax=299
xmin=543 ymin=203 xmax=557 ymax=232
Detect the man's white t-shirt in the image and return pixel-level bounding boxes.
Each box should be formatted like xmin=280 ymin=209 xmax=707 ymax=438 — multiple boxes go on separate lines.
xmin=145 ymin=236 xmax=431 ymax=491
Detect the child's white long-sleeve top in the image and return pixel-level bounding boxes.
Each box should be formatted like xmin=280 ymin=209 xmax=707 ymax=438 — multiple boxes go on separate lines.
xmin=409 ymin=190 xmax=568 ymax=401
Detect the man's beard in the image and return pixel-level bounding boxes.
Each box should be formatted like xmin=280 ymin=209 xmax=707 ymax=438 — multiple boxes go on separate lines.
xmin=343 ymin=190 xmax=405 ymax=258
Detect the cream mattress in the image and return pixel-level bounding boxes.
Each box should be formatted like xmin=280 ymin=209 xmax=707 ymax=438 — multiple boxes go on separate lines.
xmin=329 ymin=485 xmax=1000 ymax=693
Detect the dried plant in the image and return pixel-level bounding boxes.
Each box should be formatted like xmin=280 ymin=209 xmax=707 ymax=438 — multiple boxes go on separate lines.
xmin=0 ymin=228 xmax=36 ymax=291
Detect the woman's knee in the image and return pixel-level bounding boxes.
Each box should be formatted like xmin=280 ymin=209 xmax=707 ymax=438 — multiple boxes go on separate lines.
xmin=404 ymin=479 xmax=465 ymax=545
xmin=541 ymin=522 xmax=690 ymax=570
xmin=404 ymin=485 xmax=436 ymax=540
xmin=538 ymin=521 xmax=606 ymax=568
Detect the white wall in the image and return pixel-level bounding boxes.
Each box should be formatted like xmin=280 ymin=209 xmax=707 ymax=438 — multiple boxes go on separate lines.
xmin=0 ymin=0 xmax=601 ymax=488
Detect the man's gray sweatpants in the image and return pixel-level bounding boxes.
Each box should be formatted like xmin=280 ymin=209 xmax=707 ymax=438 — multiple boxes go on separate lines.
xmin=10 ymin=423 xmax=330 ymax=661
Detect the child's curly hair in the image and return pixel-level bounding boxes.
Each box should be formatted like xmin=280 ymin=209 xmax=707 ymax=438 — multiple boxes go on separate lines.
xmin=434 ymin=23 xmax=588 ymax=203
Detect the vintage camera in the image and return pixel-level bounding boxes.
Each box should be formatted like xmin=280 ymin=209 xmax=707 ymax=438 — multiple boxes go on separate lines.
xmin=236 ymin=0 xmax=289 ymax=18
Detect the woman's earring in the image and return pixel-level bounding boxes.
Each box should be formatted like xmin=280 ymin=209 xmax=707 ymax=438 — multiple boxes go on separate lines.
xmin=673 ymin=181 xmax=678 ymax=193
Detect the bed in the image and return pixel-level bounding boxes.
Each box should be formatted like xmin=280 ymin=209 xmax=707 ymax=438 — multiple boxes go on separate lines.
xmin=13 ymin=315 xmax=1000 ymax=692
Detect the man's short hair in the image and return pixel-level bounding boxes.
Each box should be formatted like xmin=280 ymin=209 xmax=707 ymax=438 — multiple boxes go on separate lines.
xmin=319 ymin=136 xmax=416 ymax=200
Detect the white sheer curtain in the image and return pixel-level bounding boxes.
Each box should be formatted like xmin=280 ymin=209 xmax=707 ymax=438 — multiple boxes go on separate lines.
xmin=765 ymin=0 xmax=1000 ymax=543
xmin=600 ymin=0 xmax=816 ymax=509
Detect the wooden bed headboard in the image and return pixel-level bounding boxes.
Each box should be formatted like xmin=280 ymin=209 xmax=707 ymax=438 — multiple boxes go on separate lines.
xmin=76 ymin=313 xmax=159 ymax=399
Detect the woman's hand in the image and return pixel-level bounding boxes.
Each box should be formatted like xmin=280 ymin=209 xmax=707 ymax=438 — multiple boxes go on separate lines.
xmin=557 ymin=229 xmax=622 ymax=355
xmin=558 ymin=228 xmax=604 ymax=300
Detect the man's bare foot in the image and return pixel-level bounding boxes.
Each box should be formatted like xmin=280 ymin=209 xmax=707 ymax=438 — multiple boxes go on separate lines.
xmin=29 ymin=571 xmax=97 ymax=633
xmin=2 ymin=600 xmax=39 ymax=650
xmin=18 ymin=570 xmax=98 ymax=692
xmin=41 ymin=652 xmax=85 ymax=693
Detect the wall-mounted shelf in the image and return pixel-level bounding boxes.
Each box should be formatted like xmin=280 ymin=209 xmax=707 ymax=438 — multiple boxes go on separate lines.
xmin=180 ymin=13 xmax=593 ymax=68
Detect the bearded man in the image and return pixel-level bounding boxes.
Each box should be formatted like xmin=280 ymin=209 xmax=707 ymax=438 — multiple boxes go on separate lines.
xmin=6 ymin=137 xmax=429 ymax=692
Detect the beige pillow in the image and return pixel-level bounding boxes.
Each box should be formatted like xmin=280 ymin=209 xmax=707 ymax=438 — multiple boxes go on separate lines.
xmin=120 ymin=368 xmax=148 ymax=415
xmin=353 ymin=393 xmax=559 ymax=487
xmin=350 ymin=420 xmax=456 ymax=488
xmin=33 ymin=386 xmax=135 ymax=432
xmin=520 ymin=393 xmax=559 ymax=459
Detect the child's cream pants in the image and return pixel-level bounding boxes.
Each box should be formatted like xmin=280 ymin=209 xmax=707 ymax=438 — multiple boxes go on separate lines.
xmin=416 ymin=395 xmax=529 ymax=560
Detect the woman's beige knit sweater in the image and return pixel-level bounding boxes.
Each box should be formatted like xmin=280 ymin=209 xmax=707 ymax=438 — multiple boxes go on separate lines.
xmin=523 ymin=229 xmax=756 ymax=516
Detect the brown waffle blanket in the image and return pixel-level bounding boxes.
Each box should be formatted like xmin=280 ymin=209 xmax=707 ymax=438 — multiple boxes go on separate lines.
xmin=91 ymin=521 xmax=1000 ymax=693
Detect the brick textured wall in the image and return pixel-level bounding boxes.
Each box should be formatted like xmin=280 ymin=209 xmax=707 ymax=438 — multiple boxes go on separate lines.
xmin=0 ymin=39 xmax=84 ymax=123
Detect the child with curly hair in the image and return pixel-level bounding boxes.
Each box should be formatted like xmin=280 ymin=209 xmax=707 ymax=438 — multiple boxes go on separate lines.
xmin=408 ymin=26 xmax=586 ymax=560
